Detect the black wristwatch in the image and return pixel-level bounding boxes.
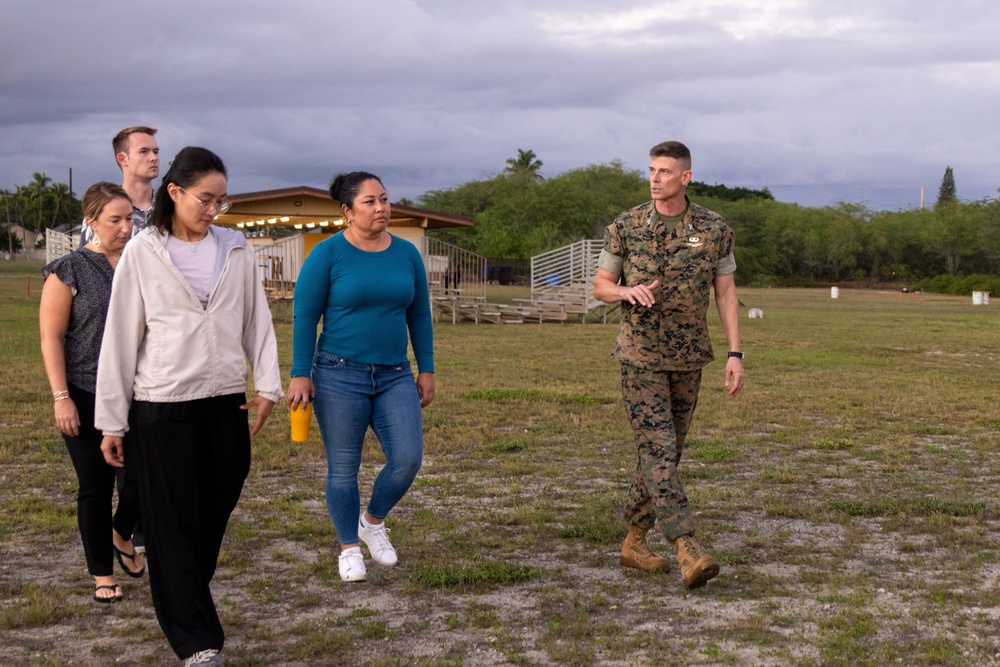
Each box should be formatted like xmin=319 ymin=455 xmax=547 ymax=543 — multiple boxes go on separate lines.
xmin=728 ymin=351 xmax=745 ymax=360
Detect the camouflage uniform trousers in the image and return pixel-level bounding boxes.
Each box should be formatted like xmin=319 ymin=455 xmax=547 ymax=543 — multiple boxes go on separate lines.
xmin=620 ymin=364 xmax=702 ymax=541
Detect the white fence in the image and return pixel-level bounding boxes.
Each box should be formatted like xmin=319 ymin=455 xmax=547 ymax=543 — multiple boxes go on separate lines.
xmin=251 ymin=234 xmax=305 ymax=283
xmin=46 ymin=228 xmax=79 ymax=264
xmin=530 ymin=239 xmax=603 ymax=310
xmin=39 ymin=225 xmax=606 ymax=316
xmin=411 ymin=236 xmax=486 ymax=301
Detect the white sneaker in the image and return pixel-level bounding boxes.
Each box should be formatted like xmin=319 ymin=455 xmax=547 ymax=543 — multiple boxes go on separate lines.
xmin=358 ymin=516 xmax=398 ymax=567
xmin=184 ymin=649 xmax=222 ymax=666
xmin=338 ymin=546 xmax=367 ymax=582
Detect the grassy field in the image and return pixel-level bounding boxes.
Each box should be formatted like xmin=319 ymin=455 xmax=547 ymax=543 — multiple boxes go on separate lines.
xmin=1 ymin=258 xmax=999 ymax=666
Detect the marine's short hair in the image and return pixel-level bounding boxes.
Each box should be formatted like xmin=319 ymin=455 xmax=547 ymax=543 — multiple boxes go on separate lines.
xmin=649 ymin=141 xmax=691 ymax=169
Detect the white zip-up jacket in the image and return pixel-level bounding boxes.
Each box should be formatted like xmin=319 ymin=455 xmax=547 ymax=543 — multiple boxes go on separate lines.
xmin=95 ymin=225 xmax=283 ymax=436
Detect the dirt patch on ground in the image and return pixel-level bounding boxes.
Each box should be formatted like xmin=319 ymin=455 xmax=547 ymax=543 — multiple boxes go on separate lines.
xmin=4 ymin=450 xmax=1000 ymax=667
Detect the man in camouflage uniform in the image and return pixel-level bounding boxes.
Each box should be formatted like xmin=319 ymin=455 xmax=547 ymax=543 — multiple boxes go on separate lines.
xmin=593 ymin=141 xmax=745 ymax=589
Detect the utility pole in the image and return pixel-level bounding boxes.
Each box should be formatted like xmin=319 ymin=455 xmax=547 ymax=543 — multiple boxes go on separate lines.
xmin=3 ymin=192 xmax=11 ymax=257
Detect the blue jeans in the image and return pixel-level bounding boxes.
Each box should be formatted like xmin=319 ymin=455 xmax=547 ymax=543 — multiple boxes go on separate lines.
xmin=312 ymin=351 xmax=423 ymax=546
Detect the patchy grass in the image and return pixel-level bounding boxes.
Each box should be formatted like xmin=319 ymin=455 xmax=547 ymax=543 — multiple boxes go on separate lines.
xmin=2 ymin=273 xmax=1000 ymax=665
xmin=408 ymin=561 xmax=543 ymax=591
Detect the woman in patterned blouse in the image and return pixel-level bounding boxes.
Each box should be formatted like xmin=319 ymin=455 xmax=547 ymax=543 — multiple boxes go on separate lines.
xmin=40 ymin=182 xmax=144 ymax=603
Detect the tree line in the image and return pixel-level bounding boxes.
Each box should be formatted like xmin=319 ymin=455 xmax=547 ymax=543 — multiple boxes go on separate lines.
xmin=423 ymin=154 xmax=1000 ymax=294
xmin=2 ymin=173 xmax=82 ymax=254
xmin=4 ymin=158 xmax=998 ymax=294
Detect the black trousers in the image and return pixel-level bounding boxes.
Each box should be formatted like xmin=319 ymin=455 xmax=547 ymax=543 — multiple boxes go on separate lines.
xmin=130 ymin=393 xmax=251 ymax=660
xmin=62 ymin=384 xmax=141 ymax=576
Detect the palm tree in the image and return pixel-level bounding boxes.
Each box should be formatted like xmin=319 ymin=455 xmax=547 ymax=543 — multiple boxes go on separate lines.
xmin=22 ymin=172 xmax=53 ymax=232
xmin=2 ymin=189 xmax=25 ymax=255
xmin=14 ymin=174 xmax=80 ymax=240
xmin=504 ymin=149 xmax=543 ymax=180
xmin=48 ymin=182 xmax=73 ymax=228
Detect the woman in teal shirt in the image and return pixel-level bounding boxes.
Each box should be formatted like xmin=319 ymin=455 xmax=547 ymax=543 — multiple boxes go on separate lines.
xmin=287 ymin=171 xmax=435 ymax=583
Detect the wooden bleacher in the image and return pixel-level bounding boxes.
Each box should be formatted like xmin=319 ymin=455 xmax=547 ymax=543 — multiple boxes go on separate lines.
xmin=431 ymin=239 xmax=618 ymax=325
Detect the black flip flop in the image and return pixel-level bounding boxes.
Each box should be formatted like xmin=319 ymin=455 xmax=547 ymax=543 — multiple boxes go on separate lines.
xmin=93 ymin=584 xmax=122 ymax=604
xmin=114 ymin=545 xmax=146 ymax=578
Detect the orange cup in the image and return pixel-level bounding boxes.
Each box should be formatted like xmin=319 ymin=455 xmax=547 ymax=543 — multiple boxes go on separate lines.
xmin=290 ymin=402 xmax=312 ymax=442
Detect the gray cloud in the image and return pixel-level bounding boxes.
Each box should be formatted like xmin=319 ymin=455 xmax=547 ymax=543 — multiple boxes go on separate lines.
xmin=2 ymin=0 xmax=998 ymax=209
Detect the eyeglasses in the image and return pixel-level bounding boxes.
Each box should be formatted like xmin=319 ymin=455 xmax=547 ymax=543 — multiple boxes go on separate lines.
xmin=179 ymin=188 xmax=232 ymax=216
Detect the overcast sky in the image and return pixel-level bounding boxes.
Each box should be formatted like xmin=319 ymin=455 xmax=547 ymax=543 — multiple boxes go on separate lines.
xmin=2 ymin=0 xmax=998 ymax=211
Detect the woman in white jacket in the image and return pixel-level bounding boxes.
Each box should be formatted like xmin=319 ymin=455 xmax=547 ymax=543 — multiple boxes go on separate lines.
xmin=96 ymin=146 xmax=282 ymax=667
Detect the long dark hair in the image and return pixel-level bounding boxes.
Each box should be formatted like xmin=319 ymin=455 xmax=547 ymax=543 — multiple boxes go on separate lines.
xmin=329 ymin=171 xmax=383 ymax=210
xmin=148 ymin=146 xmax=227 ymax=234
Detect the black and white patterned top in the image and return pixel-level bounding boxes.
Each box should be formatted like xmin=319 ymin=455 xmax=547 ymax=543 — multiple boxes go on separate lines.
xmin=42 ymin=248 xmax=114 ymax=393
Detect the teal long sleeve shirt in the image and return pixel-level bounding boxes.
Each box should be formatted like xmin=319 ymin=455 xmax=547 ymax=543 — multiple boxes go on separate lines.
xmin=291 ymin=233 xmax=434 ymax=377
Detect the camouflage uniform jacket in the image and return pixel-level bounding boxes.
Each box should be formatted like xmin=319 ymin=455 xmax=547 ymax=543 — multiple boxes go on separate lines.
xmin=600 ymin=199 xmax=735 ymax=371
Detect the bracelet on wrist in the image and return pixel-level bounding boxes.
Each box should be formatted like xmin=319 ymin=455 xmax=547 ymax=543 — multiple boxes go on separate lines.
xmin=52 ymin=389 xmax=70 ymax=397
xmin=54 ymin=395 xmax=70 ymax=403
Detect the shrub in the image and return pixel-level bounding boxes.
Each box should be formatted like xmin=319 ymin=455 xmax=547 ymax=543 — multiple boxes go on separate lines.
xmin=913 ymin=274 xmax=1000 ymax=295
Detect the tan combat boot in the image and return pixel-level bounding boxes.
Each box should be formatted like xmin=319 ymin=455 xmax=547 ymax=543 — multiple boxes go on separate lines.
xmin=620 ymin=525 xmax=671 ymax=572
xmin=673 ymin=535 xmax=720 ymax=589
